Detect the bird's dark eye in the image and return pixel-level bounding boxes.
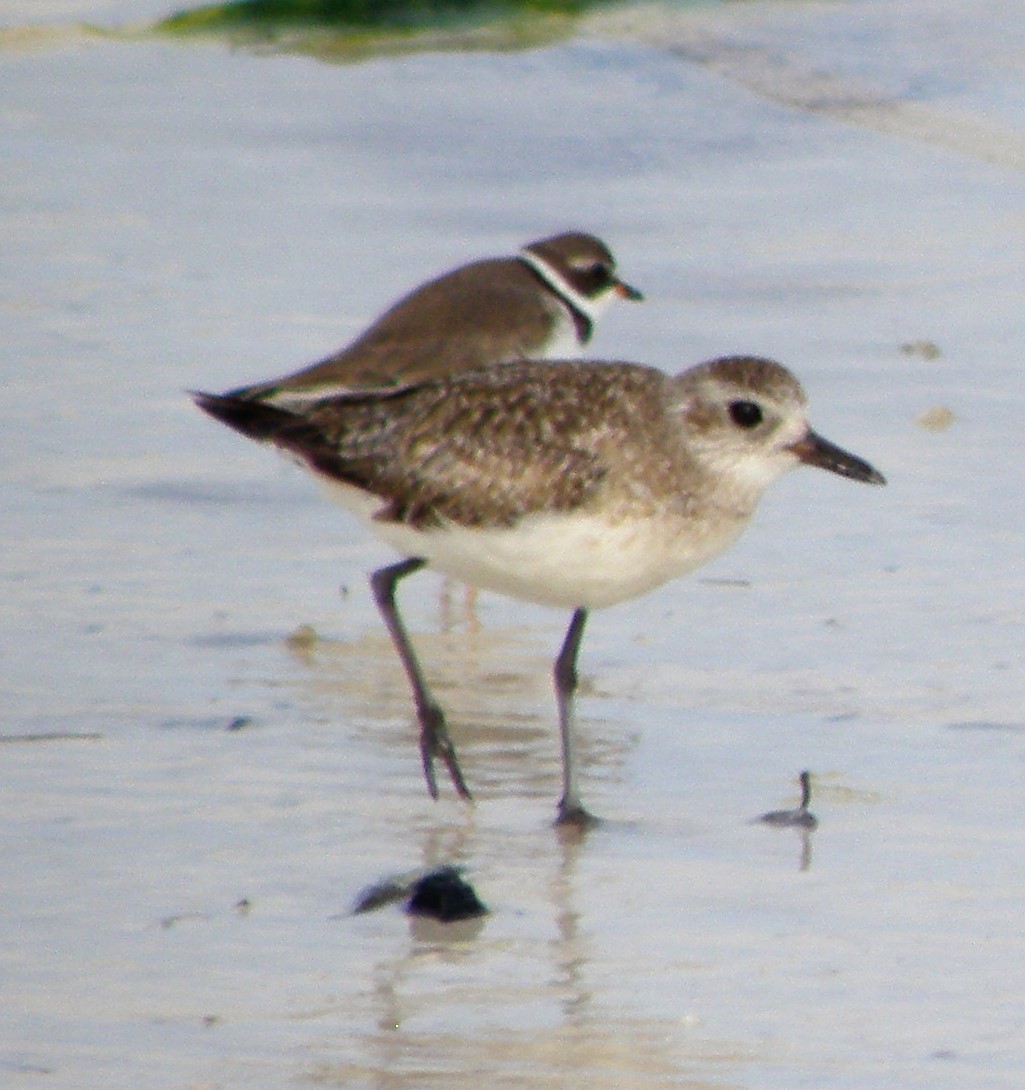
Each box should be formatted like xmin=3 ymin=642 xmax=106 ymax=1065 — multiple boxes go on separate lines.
xmin=584 ymin=259 xmax=610 ymax=285
xmin=728 ymin=400 xmax=763 ymax=429
xmin=573 ymin=260 xmax=613 ymax=291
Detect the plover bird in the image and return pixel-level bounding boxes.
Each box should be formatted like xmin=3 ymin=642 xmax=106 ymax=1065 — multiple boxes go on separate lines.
xmin=195 ymin=355 xmax=885 ymax=824
xmin=757 ymin=770 xmax=819 ymax=829
xmin=229 ymin=232 xmax=642 ymax=406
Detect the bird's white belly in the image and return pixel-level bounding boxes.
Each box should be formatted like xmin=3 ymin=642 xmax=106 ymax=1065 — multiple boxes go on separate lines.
xmin=321 ymin=476 xmax=748 ymax=609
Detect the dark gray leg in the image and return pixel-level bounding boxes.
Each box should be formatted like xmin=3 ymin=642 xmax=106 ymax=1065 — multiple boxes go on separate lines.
xmin=553 ymin=608 xmax=597 ymax=826
xmin=370 ymin=558 xmax=472 ymax=802
xmin=799 ymin=770 xmax=812 ymax=812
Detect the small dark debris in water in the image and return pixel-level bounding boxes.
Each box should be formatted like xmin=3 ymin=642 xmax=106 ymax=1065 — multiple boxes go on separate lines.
xmin=899 ymin=339 xmax=942 ymax=359
xmin=234 ymin=897 xmax=252 ymax=915
xmin=159 ymin=715 xmax=254 ymax=732
xmin=159 ymin=911 xmax=210 ymax=929
xmin=0 ymin=731 xmax=103 ymax=744
xmin=0 ymin=1058 xmax=54 ymax=1076
xmin=202 ymin=1014 xmax=220 ymax=1028
xmin=285 ymin=623 xmax=319 ymax=649
xmin=351 ymin=866 xmax=487 ymax=921
xmin=352 ymin=875 xmax=415 ymax=914
xmin=406 ymin=867 xmax=487 ymax=922
xmin=757 ymin=770 xmax=818 ymax=830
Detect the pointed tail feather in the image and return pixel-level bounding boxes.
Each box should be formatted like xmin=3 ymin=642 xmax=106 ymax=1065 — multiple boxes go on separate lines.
xmin=191 ymin=389 xmax=362 ymax=489
xmin=191 ymin=390 xmax=300 ymax=443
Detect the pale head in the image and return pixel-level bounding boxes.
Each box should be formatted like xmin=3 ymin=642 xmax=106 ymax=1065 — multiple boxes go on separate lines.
xmin=519 ymin=231 xmax=643 ymax=323
xmin=669 ymin=355 xmax=885 ymax=501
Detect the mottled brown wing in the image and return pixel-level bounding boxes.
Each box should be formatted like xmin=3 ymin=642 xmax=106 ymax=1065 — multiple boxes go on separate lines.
xmin=300 ymin=361 xmax=663 ymax=529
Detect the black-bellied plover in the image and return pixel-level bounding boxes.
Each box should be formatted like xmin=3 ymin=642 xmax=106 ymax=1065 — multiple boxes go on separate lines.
xmin=195 ymin=355 xmax=884 ymax=824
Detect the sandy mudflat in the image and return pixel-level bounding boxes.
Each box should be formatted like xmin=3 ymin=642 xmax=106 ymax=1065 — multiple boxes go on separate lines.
xmin=4 ymin=1 xmax=1025 ymax=1087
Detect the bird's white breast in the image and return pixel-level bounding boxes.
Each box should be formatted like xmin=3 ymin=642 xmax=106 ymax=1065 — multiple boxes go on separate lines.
xmin=320 ymin=475 xmax=750 ymax=609
xmin=538 ymin=308 xmax=586 ymax=358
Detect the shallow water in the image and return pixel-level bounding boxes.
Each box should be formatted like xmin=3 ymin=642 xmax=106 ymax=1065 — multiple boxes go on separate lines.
xmin=4 ymin=1 xmax=1025 ymax=1087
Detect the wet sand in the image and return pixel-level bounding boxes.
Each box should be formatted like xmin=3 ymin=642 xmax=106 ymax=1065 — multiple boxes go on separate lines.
xmin=4 ymin=2 xmax=1025 ymax=1087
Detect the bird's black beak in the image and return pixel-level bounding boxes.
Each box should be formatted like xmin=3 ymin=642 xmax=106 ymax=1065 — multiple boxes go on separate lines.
xmin=789 ymin=429 xmax=886 ymax=485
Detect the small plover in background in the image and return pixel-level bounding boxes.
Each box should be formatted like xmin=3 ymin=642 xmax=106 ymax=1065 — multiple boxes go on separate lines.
xmin=195 ymin=354 xmax=885 ymax=824
xmin=228 ymin=231 xmax=642 ymax=406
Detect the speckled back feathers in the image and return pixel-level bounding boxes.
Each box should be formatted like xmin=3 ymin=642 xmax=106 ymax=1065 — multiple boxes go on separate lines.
xmin=197 ymin=354 xmax=814 ymax=536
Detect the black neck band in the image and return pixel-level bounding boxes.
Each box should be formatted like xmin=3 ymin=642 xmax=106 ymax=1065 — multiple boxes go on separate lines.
xmin=518 ymin=257 xmax=593 ymax=344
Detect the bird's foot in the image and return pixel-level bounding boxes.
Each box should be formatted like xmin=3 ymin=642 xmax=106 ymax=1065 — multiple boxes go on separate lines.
xmin=419 ymin=703 xmax=473 ymax=801
xmin=554 ymin=797 xmax=600 ymax=829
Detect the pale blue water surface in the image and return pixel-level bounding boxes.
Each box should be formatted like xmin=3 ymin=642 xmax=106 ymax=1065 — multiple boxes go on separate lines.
xmin=3 ymin=1 xmax=1025 ymax=1088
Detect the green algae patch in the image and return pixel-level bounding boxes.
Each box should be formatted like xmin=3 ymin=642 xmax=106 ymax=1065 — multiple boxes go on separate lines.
xmin=155 ymin=0 xmax=611 ymax=59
